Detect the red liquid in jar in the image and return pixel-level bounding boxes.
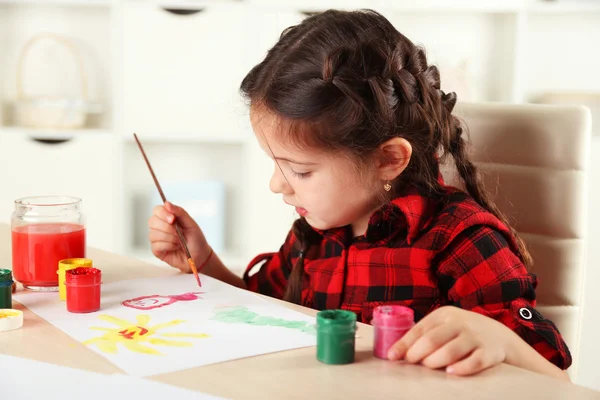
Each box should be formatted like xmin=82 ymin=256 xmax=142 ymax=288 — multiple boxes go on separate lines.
xmin=12 ymin=223 xmax=86 ymax=288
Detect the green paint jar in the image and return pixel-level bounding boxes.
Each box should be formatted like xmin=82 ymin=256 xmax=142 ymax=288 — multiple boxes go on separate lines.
xmin=0 ymin=269 xmax=13 ymax=309
xmin=316 ymin=309 xmax=356 ymax=365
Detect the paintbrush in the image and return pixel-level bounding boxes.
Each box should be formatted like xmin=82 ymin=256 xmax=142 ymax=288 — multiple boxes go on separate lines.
xmin=133 ymin=133 xmax=202 ymax=287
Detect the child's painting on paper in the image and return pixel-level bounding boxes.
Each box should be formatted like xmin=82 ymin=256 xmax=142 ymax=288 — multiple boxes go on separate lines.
xmin=13 ymin=274 xmax=316 ymax=377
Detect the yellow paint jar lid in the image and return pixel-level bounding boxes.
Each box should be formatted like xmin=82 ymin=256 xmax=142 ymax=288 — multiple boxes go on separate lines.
xmin=0 ymin=309 xmax=23 ymax=331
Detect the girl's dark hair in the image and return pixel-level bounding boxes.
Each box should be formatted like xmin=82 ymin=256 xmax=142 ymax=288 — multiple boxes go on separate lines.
xmin=240 ymin=9 xmax=532 ymax=304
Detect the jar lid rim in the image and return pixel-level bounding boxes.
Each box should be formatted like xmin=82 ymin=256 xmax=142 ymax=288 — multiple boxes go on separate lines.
xmin=15 ymin=196 xmax=82 ymax=207
xmin=66 ymin=267 xmax=101 ymax=277
xmin=316 ymin=309 xmax=357 ymax=325
xmin=0 ymin=269 xmax=12 ymax=282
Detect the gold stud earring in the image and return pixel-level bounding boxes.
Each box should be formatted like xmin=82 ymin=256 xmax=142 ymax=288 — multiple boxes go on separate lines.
xmin=383 ymin=180 xmax=392 ymax=192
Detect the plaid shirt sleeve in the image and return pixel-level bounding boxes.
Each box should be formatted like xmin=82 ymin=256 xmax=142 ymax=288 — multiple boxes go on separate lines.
xmin=243 ymin=230 xmax=295 ymax=299
xmin=435 ymin=225 xmax=572 ymax=370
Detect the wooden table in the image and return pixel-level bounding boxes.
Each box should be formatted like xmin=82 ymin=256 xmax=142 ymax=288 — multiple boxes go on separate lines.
xmin=1 ymin=224 xmax=598 ymax=399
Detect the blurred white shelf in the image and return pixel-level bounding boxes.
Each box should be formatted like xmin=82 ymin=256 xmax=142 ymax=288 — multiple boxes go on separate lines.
xmin=247 ymin=0 xmax=525 ymax=13
xmin=0 ymin=0 xmax=111 ymax=6
xmin=128 ymin=0 xmax=240 ymax=9
xmin=384 ymin=0 xmax=525 ymax=13
xmin=0 ymin=127 xmax=113 ymax=141
xmin=1 ymin=0 xmax=597 ymax=15
xmin=122 ymin=132 xmax=248 ymax=145
xmin=244 ymin=0 xmax=373 ymax=11
xmin=527 ymin=1 xmax=600 ymax=14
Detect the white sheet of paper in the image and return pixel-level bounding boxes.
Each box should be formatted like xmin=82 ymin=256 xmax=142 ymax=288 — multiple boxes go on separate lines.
xmin=0 ymin=354 xmax=225 ymax=399
xmin=13 ymin=274 xmax=317 ymax=377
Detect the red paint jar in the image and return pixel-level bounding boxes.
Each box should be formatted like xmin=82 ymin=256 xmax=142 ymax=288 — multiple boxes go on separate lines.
xmin=65 ymin=267 xmax=101 ymax=313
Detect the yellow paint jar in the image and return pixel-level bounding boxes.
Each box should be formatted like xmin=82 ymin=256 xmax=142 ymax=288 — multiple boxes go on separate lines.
xmin=57 ymin=258 xmax=92 ymax=301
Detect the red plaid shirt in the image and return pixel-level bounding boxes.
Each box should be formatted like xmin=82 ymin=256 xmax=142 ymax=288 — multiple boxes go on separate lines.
xmin=243 ymin=185 xmax=572 ymax=369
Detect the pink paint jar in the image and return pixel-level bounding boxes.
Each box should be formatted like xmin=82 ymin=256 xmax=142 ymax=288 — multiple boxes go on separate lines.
xmin=372 ymin=305 xmax=414 ymax=359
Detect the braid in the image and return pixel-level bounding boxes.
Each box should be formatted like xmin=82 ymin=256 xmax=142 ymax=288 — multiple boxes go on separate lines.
xmin=384 ymin=41 xmax=534 ymax=268
xmin=446 ymin=120 xmax=533 ymax=267
xmin=283 ymin=218 xmax=319 ymax=304
xmin=391 ymin=68 xmax=419 ymax=104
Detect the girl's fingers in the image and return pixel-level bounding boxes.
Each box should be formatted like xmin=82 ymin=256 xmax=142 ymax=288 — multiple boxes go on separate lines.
xmin=404 ymin=324 xmax=462 ymax=364
xmin=150 ymin=241 xmax=179 ymax=257
xmin=446 ymin=348 xmax=498 ymax=376
xmin=420 ymin=334 xmax=477 ymax=370
xmin=148 ymin=215 xmax=176 ymax=235
xmin=164 ymin=202 xmax=198 ymax=230
xmin=149 ymin=229 xmax=179 ymax=245
xmin=153 ymin=205 xmax=175 ymax=224
xmin=387 ymin=312 xmax=444 ymax=360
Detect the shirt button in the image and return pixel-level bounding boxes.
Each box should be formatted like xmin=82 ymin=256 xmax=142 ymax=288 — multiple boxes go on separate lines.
xmin=519 ymin=307 xmax=533 ymax=320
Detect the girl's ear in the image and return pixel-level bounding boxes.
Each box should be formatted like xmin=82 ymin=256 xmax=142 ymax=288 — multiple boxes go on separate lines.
xmin=376 ymin=137 xmax=412 ymax=181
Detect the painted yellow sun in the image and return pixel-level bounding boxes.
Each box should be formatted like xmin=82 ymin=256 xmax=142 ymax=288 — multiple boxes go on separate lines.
xmin=83 ymin=314 xmax=209 ymax=355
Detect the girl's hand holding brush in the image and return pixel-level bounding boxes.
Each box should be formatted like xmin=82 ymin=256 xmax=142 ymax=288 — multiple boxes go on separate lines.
xmin=149 ymin=202 xmax=211 ymax=275
xmin=149 ymin=202 xmax=246 ymax=289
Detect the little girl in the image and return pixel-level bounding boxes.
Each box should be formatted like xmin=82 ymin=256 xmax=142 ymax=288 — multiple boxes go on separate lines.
xmin=149 ymin=9 xmax=570 ymax=380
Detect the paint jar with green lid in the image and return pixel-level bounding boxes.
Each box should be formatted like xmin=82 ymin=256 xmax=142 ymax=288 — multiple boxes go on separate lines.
xmin=0 ymin=269 xmax=13 ymax=309
xmin=316 ymin=309 xmax=356 ymax=365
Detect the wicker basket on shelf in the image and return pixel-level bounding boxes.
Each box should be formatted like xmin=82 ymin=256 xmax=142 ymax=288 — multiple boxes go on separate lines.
xmin=12 ymin=32 xmax=100 ymax=130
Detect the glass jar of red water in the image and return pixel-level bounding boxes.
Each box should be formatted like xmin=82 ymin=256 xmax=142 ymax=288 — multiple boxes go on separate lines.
xmin=11 ymin=196 xmax=86 ymax=291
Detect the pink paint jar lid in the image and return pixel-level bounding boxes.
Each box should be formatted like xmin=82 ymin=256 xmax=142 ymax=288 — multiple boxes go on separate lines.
xmin=372 ymin=305 xmax=414 ymax=329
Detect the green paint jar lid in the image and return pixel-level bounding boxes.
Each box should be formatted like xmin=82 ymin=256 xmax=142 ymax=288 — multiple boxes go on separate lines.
xmin=316 ymin=309 xmax=356 ymax=332
xmin=0 ymin=269 xmax=12 ymax=283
